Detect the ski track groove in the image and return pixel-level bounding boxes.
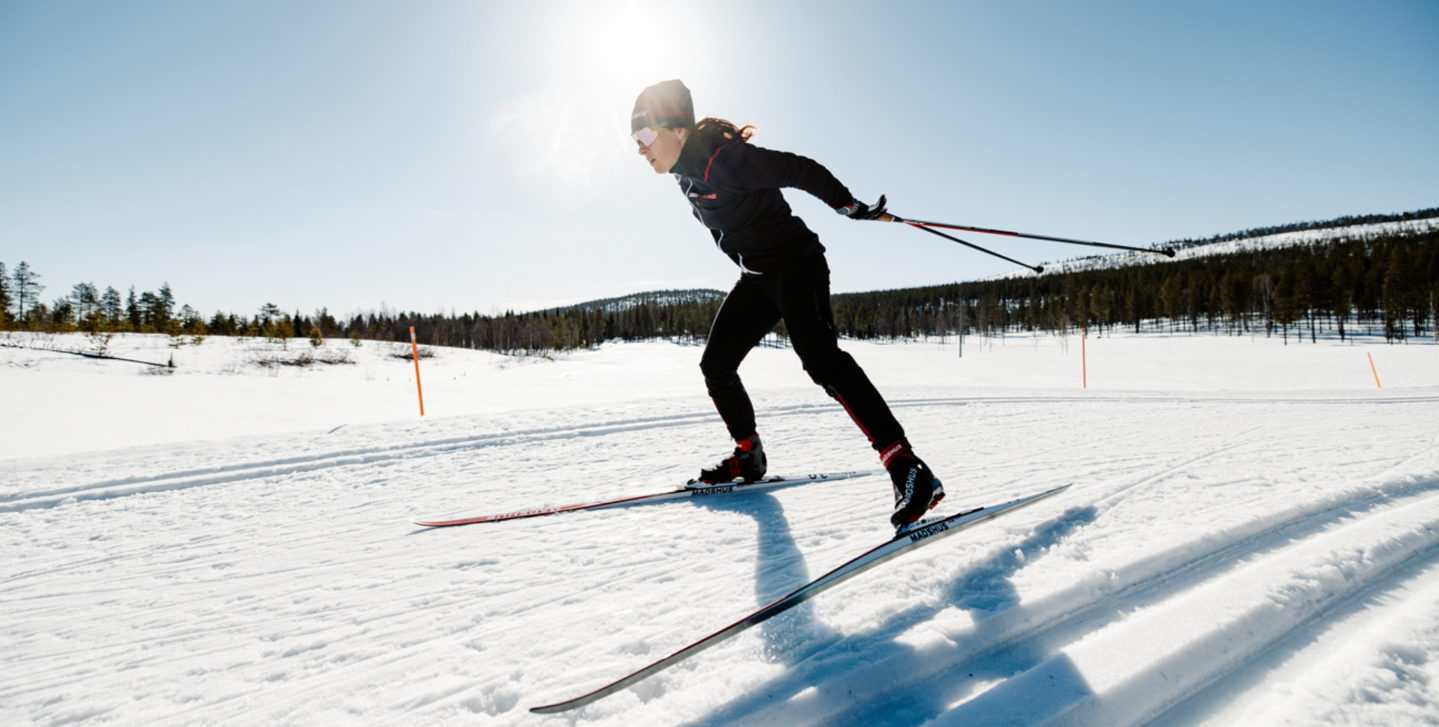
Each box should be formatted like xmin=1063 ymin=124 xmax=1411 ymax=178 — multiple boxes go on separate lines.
xmin=544 ymin=401 xmax=1435 ymax=725
xmin=5 ymin=394 xmax=1434 ymax=513
xmin=678 ymin=471 xmax=1439 ymax=727
xmin=5 ymin=389 xmax=1438 ymax=725
xmin=1134 ymin=536 xmax=1439 ymax=727
xmin=1019 ymin=488 xmax=1439 ymax=727
xmin=1138 ymin=535 xmax=1439 ymax=727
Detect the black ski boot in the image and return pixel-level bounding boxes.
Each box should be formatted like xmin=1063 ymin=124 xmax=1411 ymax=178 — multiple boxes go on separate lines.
xmin=696 ymin=434 xmax=767 ymax=485
xmin=882 ymin=439 xmax=945 ymax=533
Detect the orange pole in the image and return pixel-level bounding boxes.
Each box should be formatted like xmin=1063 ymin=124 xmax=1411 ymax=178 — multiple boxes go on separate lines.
xmin=411 ymin=326 xmax=425 ymax=415
xmin=1082 ymin=327 xmax=1087 ymax=389
xmin=1368 ymin=352 xmax=1381 ymax=389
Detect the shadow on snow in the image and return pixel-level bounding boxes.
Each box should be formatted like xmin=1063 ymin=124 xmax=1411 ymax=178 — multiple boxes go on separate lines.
xmin=676 ymin=502 xmax=1101 ymax=727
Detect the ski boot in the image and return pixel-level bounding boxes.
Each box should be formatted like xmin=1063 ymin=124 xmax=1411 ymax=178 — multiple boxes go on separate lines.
xmin=882 ymin=439 xmax=945 ymax=534
xmin=695 ymin=434 xmax=767 ymax=485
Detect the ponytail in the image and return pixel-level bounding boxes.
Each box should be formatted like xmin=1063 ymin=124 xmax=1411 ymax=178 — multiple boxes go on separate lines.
xmin=693 ymin=117 xmax=756 ymax=146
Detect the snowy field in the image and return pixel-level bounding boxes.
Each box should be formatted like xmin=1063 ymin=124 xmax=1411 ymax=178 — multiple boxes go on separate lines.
xmin=2 ymin=330 xmax=1438 ymax=726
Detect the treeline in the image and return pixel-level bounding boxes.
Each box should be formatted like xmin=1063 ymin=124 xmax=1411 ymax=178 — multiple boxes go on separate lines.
xmin=0 ymin=263 xmax=213 ymax=339
xmin=830 ymin=228 xmax=1437 ymax=344
xmin=3 ymin=218 xmax=1435 ymax=354
xmin=338 ymin=296 xmax=726 ymax=354
xmin=0 ymin=263 xmax=727 ymax=353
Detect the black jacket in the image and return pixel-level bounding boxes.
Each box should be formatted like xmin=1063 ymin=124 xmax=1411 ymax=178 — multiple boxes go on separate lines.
xmin=671 ymin=136 xmax=855 ymax=275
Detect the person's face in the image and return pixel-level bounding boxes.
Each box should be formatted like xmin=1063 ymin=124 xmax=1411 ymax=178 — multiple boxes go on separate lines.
xmin=635 ymin=126 xmax=688 ymax=174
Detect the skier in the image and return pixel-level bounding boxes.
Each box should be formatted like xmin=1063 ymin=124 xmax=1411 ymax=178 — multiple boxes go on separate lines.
xmin=631 ymin=79 xmax=945 ymax=533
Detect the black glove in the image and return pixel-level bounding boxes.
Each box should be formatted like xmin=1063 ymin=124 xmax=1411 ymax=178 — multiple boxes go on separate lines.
xmin=836 ymin=194 xmax=887 ymax=220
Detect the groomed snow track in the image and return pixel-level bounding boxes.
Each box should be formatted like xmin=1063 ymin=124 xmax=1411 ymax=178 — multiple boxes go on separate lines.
xmin=3 ymin=386 xmax=1438 ymax=726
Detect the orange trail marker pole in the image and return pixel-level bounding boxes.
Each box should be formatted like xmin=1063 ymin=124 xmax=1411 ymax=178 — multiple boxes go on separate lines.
xmin=1368 ymin=352 xmax=1381 ymax=389
xmin=411 ymin=326 xmax=425 ymax=415
xmin=1082 ymin=327 xmax=1088 ymax=389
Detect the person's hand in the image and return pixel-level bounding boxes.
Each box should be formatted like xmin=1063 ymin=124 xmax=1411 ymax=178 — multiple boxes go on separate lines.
xmin=836 ymin=195 xmax=887 ymax=220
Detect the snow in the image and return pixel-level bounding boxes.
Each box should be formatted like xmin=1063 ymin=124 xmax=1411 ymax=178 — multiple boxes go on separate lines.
xmin=2 ymin=330 xmax=1437 ymax=726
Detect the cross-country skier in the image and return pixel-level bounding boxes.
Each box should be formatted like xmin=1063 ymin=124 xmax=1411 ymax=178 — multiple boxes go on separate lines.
xmin=630 ymin=79 xmax=945 ymax=533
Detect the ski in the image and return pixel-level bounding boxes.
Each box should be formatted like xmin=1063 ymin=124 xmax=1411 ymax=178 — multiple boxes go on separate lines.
xmin=412 ymin=470 xmax=874 ymax=528
xmin=529 ymin=484 xmax=1072 ymax=714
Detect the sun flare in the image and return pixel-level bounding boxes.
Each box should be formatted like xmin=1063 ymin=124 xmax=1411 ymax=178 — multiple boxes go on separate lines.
xmin=490 ymin=0 xmax=705 ymax=187
xmin=555 ymin=0 xmax=698 ymax=100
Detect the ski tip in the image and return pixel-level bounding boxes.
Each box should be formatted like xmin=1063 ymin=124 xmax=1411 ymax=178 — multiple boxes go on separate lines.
xmin=1017 ymin=483 xmax=1074 ymax=500
xmin=529 ymin=690 xmax=605 ymax=714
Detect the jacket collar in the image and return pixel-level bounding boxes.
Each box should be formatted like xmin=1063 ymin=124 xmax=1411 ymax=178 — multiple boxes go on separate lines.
xmin=671 ymin=132 xmax=722 ymax=177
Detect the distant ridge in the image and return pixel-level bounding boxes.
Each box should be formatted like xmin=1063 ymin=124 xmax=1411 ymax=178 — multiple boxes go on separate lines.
xmin=989 ymin=207 xmax=1439 ymax=281
xmin=549 ymin=289 xmax=726 ymax=315
xmin=1163 ymin=207 xmax=1438 ymax=251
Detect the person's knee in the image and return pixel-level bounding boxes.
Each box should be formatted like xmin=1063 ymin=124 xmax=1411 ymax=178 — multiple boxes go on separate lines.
xmin=698 ymin=353 xmax=726 ymax=380
xmin=800 ymin=348 xmax=858 ymax=390
xmin=700 ymin=356 xmax=742 ymax=393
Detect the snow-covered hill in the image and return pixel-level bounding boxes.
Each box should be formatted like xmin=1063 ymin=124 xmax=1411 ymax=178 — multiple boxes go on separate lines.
xmin=990 ymin=215 xmax=1439 ymax=281
xmin=2 ymin=332 xmax=1437 ymax=726
xmin=553 ymin=289 xmax=726 ymax=314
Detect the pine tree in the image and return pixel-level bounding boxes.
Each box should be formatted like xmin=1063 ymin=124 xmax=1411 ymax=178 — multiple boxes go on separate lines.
xmin=101 ymin=286 xmax=123 ymax=327
xmin=12 ymin=261 xmax=44 ymax=322
xmin=158 ymin=283 xmax=175 ymax=329
xmin=138 ymin=291 xmax=161 ymax=332
xmin=70 ymin=282 xmax=100 ymax=323
xmin=126 ymin=287 xmax=141 ymax=331
xmin=0 ymin=262 xmax=9 ymax=327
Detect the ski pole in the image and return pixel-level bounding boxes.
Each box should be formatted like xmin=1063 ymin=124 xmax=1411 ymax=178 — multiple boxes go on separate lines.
xmin=885 ymin=214 xmax=1045 ymax=273
xmin=885 ymin=214 xmax=1176 ymax=258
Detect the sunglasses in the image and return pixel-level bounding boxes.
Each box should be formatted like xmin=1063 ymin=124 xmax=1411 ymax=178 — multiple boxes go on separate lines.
xmin=632 ymin=127 xmax=660 ymax=148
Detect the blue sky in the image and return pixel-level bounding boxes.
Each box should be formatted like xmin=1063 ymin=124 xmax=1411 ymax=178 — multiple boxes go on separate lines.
xmin=2 ymin=0 xmax=1435 ymax=319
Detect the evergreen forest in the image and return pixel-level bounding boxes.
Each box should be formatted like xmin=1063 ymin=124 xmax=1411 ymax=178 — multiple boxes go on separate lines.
xmin=3 ymin=210 xmax=1436 ymax=354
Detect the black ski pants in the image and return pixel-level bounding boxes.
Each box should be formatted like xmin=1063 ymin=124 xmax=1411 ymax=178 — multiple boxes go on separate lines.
xmin=699 ymin=252 xmax=905 ymax=451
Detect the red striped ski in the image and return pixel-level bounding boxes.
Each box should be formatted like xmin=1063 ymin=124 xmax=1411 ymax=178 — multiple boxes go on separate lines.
xmin=412 ymin=470 xmax=873 ymax=528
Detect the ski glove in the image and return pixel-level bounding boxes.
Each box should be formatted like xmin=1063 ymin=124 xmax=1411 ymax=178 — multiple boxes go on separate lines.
xmin=836 ymin=195 xmax=887 ymax=221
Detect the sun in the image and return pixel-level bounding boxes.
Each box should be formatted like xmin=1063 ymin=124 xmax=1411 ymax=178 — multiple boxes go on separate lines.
xmin=489 ymin=1 xmax=706 ymax=188
xmin=555 ymin=0 xmax=698 ymax=101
